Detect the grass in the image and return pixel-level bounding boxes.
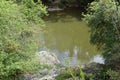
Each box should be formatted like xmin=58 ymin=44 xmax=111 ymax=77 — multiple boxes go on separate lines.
xmin=56 ymin=66 xmax=86 ymax=80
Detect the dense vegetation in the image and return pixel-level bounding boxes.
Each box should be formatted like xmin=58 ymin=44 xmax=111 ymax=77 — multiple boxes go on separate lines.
xmin=84 ymin=0 xmax=120 ymax=69
xmin=1 ymin=0 xmax=120 ymax=80
xmin=0 ymin=0 xmax=46 ymax=79
xmin=84 ymin=0 xmax=120 ymax=79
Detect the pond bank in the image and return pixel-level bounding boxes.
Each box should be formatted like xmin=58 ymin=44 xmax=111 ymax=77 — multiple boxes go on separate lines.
xmin=22 ymin=51 xmax=104 ymax=80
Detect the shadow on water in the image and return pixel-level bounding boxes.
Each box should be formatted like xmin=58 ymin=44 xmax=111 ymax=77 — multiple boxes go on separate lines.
xmin=40 ymin=8 xmax=104 ymax=66
xmin=43 ymin=7 xmax=83 ymax=23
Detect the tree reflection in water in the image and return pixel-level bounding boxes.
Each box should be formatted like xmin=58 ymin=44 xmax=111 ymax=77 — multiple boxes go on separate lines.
xmin=40 ymin=8 xmax=101 ymax=65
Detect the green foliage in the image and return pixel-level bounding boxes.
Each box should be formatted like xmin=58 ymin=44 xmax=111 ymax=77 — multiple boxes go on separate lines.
xmin=106 ymin=69 xmax=120 ymax=80
xmin=9 ymin=0 xmax=47 ymax=24
xmin=83 ymin=0 xmax=120 ymax=67
xmin=86 ymin=73 xmax=95 ymax=80
xmin=0 ymin=0 xmax=46 ymax=79
xmin=88 ymin=69 xmax=120 ymax=80
xmin=80 ymin=68 xmax=85 ymax=80
xmin=56 ymin=66 xmax=85 ymax=80
xmin=21 ymin=0 xmax=47 ymax=24
xmin=67 ymin=67 xmax=78 ymax=80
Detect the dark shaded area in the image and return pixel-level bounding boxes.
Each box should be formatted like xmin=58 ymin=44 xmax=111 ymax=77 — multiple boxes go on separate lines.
xmin=41 ymin=0 xmax=94 ymax=9
xmin=34 ymin=0 xmax=38 ymax=2
xmin=43 ymin=7 xmax=84 ymax=23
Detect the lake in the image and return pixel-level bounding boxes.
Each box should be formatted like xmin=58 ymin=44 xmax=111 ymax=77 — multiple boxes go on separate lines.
xmin=40 ymin=8 xmax=104 ymax=66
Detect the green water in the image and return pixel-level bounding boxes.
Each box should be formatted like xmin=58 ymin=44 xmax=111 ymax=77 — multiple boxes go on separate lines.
xmin=40 ymin=8 xmax=104 ymax=66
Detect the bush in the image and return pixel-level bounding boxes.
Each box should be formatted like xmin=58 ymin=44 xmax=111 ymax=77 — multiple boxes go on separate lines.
xmin=83 ymin=0 xmax=120 ymax=68
xmin=0 ymin=0 xmax=46 ymax=79
xmin=106 ymin=69 xmax=120 ymax=80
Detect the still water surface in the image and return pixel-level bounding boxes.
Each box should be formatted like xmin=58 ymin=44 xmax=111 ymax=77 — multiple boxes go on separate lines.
xmin=40 ymin=8 xmax=104 ymax=66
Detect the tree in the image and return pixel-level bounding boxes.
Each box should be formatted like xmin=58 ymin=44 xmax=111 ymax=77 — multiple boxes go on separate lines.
xmin=0 ymin=0 xmax=46 ymax=79
xmin=83 ymin=0 xmax=120 ymax=68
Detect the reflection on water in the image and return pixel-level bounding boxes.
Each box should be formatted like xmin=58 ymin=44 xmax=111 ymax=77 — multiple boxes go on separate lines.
xmin=40 ymin=8 xmax=103 ymax=66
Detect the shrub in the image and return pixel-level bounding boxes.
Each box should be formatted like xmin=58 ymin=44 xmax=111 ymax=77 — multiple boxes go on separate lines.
xmin=83 ymin=0 xmax=120 ymax=68
xmin=0 ymin=0 xmax=46 ymax=79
